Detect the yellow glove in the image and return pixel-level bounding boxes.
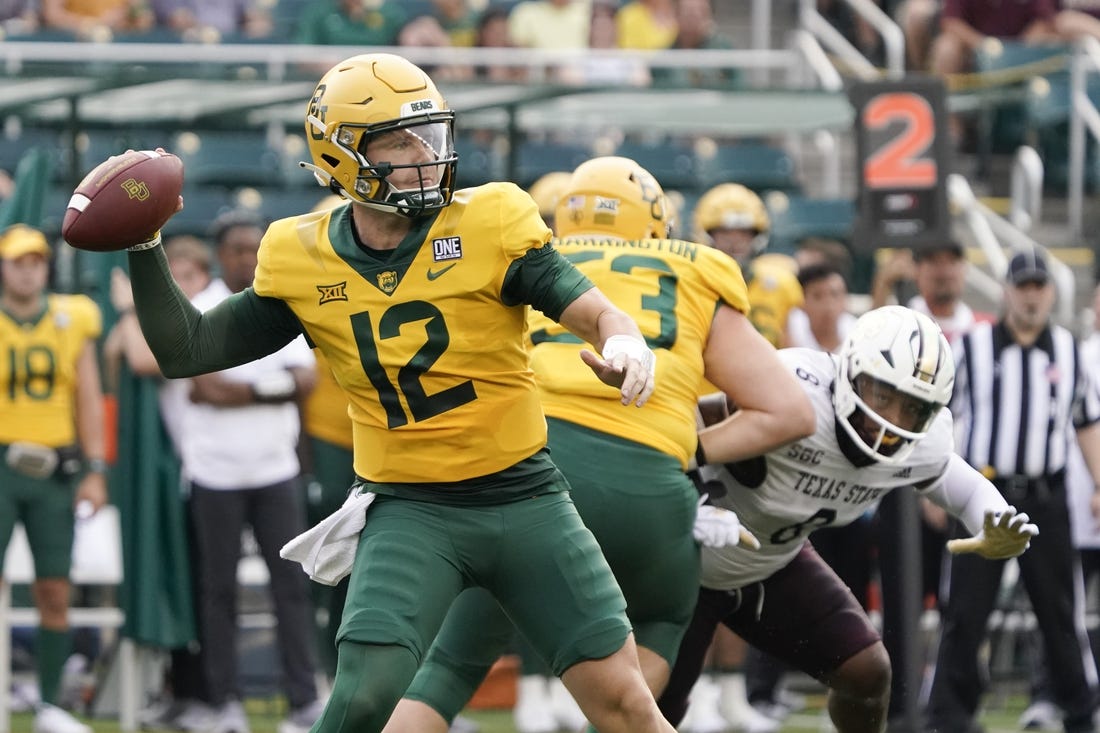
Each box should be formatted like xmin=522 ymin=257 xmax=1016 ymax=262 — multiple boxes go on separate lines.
xmin=946 ymin=507 xmax=1038 ymax=560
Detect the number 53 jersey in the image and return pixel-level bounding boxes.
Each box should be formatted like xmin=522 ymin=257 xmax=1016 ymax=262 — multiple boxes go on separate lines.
xmin=699 ymin=347 xmax=954 ymax=590
xmin=527 ymin=235 xmax=750 ymax=469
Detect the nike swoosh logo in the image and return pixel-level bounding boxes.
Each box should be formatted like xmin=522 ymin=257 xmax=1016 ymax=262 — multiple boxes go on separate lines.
xmin=426 ymin=263 xmax=457 ymax=281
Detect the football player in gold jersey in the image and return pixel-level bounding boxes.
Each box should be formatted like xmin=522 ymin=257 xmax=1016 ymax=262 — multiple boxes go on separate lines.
xmin=382 ymin=158 xmax=815 ymax=733
xmin=0 ymin=225 xmax=106 ymax=733
xmin=692 ymin=183 xmax=803 ymax=348
xmin=122 ymin=54 xmax=676 ymax=733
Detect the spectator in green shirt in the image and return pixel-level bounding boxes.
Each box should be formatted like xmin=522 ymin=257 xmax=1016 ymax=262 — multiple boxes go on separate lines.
xmin=295 ymin=0 xmax=407 ymax=46
xmin=651 ymin=0 xmax=739 ymax=89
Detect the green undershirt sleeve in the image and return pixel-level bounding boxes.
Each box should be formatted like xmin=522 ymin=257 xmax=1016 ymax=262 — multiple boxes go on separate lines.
xmin=127 ymin=245 xmax=304 ymax=378
xmin=501 ymin=243 xmax=593 ymax=320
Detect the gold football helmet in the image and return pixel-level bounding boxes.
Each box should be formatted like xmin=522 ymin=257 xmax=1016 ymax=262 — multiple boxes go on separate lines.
xmin=527 ymin=171 xmax=572 ymax=229
xmin=835 ymin=306 xmax=954 ymax=464
xmin=555 ymin=156 xmax=670 ymax=240
xmin=303 ymin=54 xmax=458 ymax=217
xmin=692 ymin=183 xmax=770 ymax=253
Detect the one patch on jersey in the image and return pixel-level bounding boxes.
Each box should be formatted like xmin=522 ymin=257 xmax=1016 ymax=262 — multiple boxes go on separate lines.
xmin=432 ymin=236 xmax=463 ymax=261
xmin=376 ymin=271 xmax=399 ymax=294
xmin=316 ymin=281 xmax=348 ymax=305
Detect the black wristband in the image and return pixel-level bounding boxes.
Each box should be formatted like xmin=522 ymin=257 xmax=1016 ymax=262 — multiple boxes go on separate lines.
xmin=695 ymin=441 xmax=708 ymax=469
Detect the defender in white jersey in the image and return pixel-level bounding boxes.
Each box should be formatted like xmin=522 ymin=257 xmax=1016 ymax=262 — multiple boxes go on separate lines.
xmin=659 ymin=306 xmax=1039 ymax=733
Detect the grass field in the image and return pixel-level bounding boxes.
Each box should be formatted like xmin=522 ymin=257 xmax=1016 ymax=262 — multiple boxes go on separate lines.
xmin=7 ymin=692 xmax=1035 ymax=732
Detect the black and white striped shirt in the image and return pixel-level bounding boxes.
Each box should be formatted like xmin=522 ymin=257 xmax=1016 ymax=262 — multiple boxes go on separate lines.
xmin=951 ymin=320 xmax=1100 ymax=479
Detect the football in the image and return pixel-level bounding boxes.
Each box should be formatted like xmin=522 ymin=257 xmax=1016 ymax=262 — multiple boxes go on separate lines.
xmin=62 ymin=149 xmax=184 ymax=252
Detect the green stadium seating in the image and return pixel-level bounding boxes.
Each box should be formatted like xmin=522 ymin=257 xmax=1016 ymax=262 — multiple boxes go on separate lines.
xmin=972 ymin=40 xmax=1070 ymax=157
xmin=162 ymin=185 xmax=235 ymax=238
xmin=613 ymin=139 xmax=698 ymax=191
xmin=1025 ymin=71 xmax=1100 ymax=193
xmin=172 ymin=130 xmax=285 ymax=188
xmin=764 ymin=193 xmax=855 ymax=254
xmin=696 ymin=141 xmax=798 ymax=193
xmin=514 ymin=140 xmax=591 ymax=188
xmin=455 ymin=134 xmax=506 ymax=189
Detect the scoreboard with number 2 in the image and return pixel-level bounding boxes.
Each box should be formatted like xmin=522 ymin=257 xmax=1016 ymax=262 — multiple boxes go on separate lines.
xmin=849 ymin=77 xmax=952 ymax=253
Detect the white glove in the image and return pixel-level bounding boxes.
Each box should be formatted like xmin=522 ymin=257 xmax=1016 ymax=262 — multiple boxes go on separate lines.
xmin=693 ymin=496 xmax=761 ymax=550
xmin=946 ymin=506 xmax=1038 ymax=560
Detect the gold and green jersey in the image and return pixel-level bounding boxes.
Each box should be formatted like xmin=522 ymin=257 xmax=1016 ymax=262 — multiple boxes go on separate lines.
xmin=253 ymin=183 xmax=588 ymax=483
xmin=744 ymin=259 xmax=803 ymax=348
xmin=302 ymin=348 xmax=354 ymax=450
xmin=528 ymin=236 xmax=750 ymax=468
xmin=0 ymin=294 xmax=101 ymax=446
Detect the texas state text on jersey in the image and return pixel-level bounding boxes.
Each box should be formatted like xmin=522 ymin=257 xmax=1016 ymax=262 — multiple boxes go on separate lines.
xmin=699 ymin=347 xmax=953 ymax=590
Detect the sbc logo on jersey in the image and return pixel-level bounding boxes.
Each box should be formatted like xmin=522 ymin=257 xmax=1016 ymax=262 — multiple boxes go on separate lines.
xmin=316 ymin=281 xmax=348 ymax=305
xmin=432 ymin=236 xmax=462 ymax=261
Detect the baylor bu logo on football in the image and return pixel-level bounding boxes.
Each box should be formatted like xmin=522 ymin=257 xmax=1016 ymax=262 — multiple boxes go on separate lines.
xmin=121 ymin=178 xmax=150 ymax=201
xmin=316 ymin=281 xmax=348 ymax=305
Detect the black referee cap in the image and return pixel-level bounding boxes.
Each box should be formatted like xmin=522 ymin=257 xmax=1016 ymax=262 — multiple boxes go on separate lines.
xmin=1006 ymin=248 xmax=1050 ymax=286
xmin=913 ymin=240 xmax=964 ymax=261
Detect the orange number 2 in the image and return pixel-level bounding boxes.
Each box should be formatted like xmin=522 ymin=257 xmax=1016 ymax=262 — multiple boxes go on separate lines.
xmin=863 ymin=92 xmax=937 ymax=189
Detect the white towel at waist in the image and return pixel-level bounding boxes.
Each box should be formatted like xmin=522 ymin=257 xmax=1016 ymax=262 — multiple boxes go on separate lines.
xmin=280 ymin=489 xmax=376 ymax=586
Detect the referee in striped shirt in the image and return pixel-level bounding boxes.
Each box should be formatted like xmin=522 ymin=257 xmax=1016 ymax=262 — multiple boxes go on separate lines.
xmin=926 ymin=248 xmax=1100 ymax=733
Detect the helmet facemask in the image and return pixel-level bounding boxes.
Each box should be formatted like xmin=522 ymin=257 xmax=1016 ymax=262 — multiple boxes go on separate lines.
xmin=839 ymin=373 xmax=943 ymax=463
xmin=325 ymin=118 xmax=456 ymax=218
xmin=832 ymin=305 xmax=955 ymax=465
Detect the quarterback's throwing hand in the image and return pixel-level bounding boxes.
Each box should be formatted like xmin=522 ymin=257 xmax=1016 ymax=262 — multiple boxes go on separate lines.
xmin=580 ymin=335 xmax=656 ymax=407
xmin=693 ymin=496 xmax=761 ymax=550
xmin=946 ymin=507 xmax=1038 ymax=560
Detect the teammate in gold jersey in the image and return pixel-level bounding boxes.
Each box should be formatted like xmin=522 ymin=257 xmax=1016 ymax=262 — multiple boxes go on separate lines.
xmin=692 ymin=183 xmax=803 ymax=348
xmin=0 ymin=225 xmax=106 ymax=733
xmin=382 ymin=158 xmax=815 ymax=733
xmin=301 ymin=346 xmax=355 ymax=677
xmin=121 ymin=55 xmax=676 ymax=733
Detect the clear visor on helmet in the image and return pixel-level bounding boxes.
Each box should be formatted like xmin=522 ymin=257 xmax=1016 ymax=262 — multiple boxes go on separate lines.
xmin=346 ymin=121 xmax=454 ymax=213
xmin=356 ymin=122 xmax=453 ymax=167
xmin=849 ymin=373 xmax=942 ymax=454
